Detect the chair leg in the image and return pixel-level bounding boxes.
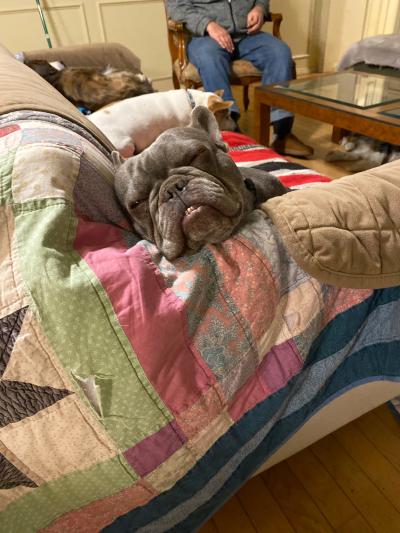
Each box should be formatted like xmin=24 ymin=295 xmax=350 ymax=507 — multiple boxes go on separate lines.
xmin=243 ymin=85 xmax=250 ymax=111
xmin=172 ymin=71 xmax=180 ymax=89
xmin=291 ymin=59 xmax=297 ymax=80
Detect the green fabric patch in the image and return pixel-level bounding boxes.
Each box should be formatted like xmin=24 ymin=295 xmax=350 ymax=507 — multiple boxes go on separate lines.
xmin=1 ymin=455 xmax=136 ymax=532
xmin=14 ymin=201 xmax=172 ymax=450
xmin=0 ymin=149 xmax=16 ymax=205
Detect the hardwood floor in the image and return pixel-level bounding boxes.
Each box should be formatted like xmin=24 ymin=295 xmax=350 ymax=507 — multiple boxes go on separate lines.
xmin=198 ymin=84 xmax=400 ymax=533
xmin=199 ymin=405 xmax=400 ymax=533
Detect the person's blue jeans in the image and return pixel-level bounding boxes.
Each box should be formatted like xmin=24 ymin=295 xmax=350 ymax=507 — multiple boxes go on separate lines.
xmin=187 ymin=31 xmax=293 ymax=123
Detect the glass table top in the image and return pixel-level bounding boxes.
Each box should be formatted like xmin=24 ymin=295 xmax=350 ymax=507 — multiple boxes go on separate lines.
xmin=381 ymin=107 xmax=400 ymax=118
xmin=278 ymin=72 xmax=400 ymax=109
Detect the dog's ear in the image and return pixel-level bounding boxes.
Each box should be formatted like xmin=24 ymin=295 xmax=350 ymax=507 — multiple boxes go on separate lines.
xmin=190 ymin=106 xmax=221 ymax=143
xmin=111 ymin=150 xmax=126 ymax=171
xmin=207 ymin=95 xmax=234 ymax=113
xmin=240 ymin=168 xmax=289 ymax=208
xmin=214 ymin=89 xmax=224 ymax=98
xmin=49 ymin=60 xmax=65 ymax=71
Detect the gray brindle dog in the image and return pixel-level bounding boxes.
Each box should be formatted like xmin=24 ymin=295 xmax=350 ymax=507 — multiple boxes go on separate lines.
xmin=113 ymin=106 xmax=288 ymax=260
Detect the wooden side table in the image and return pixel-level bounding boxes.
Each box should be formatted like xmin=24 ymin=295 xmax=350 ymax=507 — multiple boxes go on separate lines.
xmin=254 ymin=72 xmax=400 ymax=147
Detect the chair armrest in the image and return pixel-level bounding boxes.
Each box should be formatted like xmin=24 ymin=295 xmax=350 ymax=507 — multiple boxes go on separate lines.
xmin=167 ymin=19 xmax=186 ymax=33
xmin=266 ymin=12 xmax=282 ymax=40
xmin=166 ymin=17 xmax=190 ymax=75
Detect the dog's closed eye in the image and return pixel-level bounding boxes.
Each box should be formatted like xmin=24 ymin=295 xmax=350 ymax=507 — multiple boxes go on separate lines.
xmin=129 ymin=199 xmax=146 ymax=210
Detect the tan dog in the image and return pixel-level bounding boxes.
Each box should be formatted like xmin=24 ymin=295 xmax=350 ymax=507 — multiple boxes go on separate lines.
xmin=88 ymin=89 xmax=235 ymax=157
xmin=25 ymin=59 xmax=154 ymax=112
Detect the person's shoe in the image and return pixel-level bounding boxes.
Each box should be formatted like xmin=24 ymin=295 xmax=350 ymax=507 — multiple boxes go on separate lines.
xmin=272 ymin=133 xmax=314 ymax=158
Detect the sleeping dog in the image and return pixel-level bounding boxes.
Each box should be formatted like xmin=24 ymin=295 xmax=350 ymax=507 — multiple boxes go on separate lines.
xmin=25 ymin=59 xmax=154 ymax=112
xmin=113 ymin=106 xmax=288 ymax=260
xmin=88 ymin=88 xmax=236 ymax=157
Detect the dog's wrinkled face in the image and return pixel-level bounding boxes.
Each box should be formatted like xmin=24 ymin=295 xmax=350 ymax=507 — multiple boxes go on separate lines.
xmin=114 ymin=107 xmax=287 ymax=260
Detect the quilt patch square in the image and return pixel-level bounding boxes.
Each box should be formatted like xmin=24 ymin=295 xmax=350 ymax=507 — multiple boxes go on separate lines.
xmin=12 ymin=143 xmax=81 ymax=203
xmin=124 ymin=420 xmax=187 ymax=477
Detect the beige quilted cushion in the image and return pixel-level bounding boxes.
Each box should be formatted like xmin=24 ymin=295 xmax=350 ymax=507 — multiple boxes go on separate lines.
xmin=263 ymin=160 xmax=400 ymax=289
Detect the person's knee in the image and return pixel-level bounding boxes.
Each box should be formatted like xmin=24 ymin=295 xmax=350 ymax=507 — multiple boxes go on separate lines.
xmin=255 ymin=33 xmax=292 ymax=62
xmin=188 ymin=38 xmax=229 ymax=68
xmin=261 ymin=35 xmax=292 ymax=65
xmin=275 ymin=40 xmax=292 ymax=65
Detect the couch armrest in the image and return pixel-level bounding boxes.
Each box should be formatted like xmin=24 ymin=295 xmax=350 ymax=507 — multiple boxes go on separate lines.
xmin=22 ymin=42 xmax=142 ymax=73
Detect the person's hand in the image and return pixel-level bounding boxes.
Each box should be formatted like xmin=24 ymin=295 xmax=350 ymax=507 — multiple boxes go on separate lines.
xmin=247 ymin=5 xmax=264 ymax=34
xmin=206 ymin=21 xmax=234 ymax=52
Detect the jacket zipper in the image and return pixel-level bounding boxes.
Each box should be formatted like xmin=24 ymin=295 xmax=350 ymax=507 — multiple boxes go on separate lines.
xmin=227 ymin=0 xmax=237 ymax=34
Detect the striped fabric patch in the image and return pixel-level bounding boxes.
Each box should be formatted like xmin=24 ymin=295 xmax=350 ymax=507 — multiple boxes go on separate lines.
xmin=221 ymin=131 xmax=331 ymax=188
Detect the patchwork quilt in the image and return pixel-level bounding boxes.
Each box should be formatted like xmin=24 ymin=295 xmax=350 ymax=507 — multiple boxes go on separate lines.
xmin=0 ymin=112 xmax=399 ymax=532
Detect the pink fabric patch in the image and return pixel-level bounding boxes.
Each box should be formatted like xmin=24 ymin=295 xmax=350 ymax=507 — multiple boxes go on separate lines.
xmin=176 ymin=383 xmax=225 ymax=439
xmin=41 ymin=480 xmax=156 ymax=533
xmin=74 ymin=218 xmax=215 ymax=416
xmin=211 ymin=237 xmax=278 ymax=344
xmin=0 ymin=124 xmax=20 ymax=137
xmin=323 ymin=287 xmax=373 ymax=326
xmin=229 ymin=339 xmax=302 ymax=421
xmin=124 ymin=420 xmax=186 ymax=476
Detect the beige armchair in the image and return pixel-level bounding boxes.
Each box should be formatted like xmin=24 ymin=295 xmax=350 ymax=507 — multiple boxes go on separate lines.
xmin=164 ymin=8 xmax=292 ymax=111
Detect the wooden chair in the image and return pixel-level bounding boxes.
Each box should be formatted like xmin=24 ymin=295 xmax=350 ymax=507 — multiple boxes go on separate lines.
xmin=165 ymin=7 xmax=291 ymax=111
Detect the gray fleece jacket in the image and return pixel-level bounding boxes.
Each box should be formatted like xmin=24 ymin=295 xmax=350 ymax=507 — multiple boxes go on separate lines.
xmin=167 ymin=0 xmax=270 ymax=38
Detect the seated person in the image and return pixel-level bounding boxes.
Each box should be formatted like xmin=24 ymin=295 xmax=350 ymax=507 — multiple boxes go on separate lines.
xmin=166 ymin=0 xmax=313 ymax=158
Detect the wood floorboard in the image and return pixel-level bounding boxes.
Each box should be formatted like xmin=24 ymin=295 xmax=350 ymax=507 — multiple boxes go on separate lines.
xmin=198 ymin=518 xmax=219 ymax=533
xmin=335 ymin=514 xmax=375 ymax=533
xmin=375 ymin=403 xmax=400 ymax=435
xmin=286 ymin=447 xmax=362 ymax=530
xmin=236 ymin=476 xmax=296 ymax=533
xmin=335 ymin=421 xmax=400 ymax=513
xmin=261 ymin=462 xmax=334 ymax=533
xmin=311 ymin=433 xmax=400 ymax=533
xmin=198 ymin=86 xmax=400 ymax=533
xmin=355 ymin=410 xmax=400 ymax=473
xmin=212 ymin=494 xmax=257 ymax=533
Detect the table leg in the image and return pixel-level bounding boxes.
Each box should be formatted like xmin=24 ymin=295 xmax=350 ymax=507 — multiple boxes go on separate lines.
xmin=256 ymin=100 xmax=270 ymax=147
xmin=332 ymin=126 xmax=349 ymax=143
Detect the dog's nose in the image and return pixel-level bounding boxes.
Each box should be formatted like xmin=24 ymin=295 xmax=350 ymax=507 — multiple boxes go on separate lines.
xmin=175 ymin=180 xmax=186 ymax=191
xmin=165 ymin=180 xmax=186 ymax=200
